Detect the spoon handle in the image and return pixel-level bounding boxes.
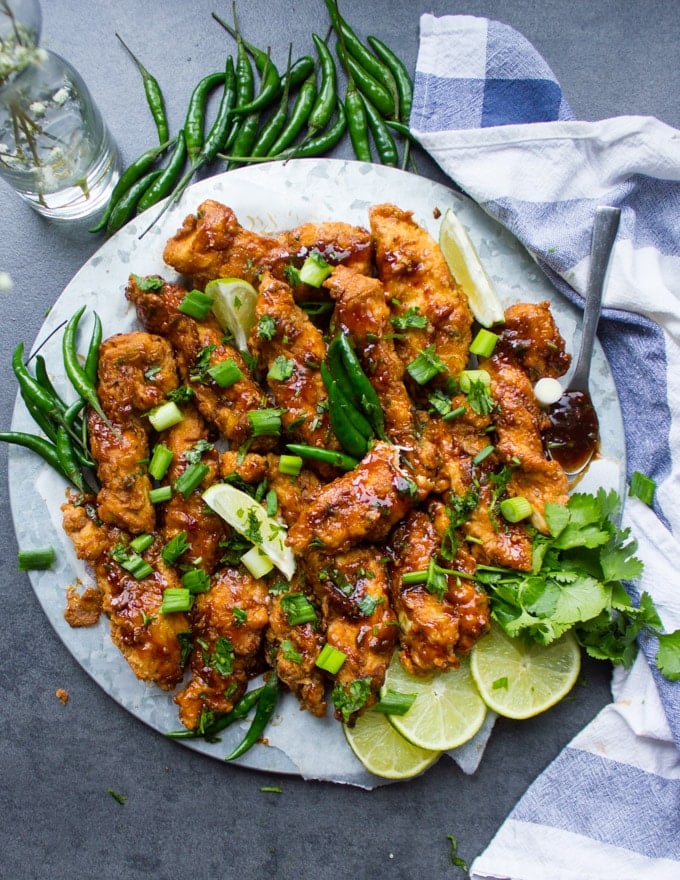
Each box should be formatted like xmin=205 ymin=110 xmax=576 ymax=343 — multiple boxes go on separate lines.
xmin=568 ymin=205 xmax=621 ymax=391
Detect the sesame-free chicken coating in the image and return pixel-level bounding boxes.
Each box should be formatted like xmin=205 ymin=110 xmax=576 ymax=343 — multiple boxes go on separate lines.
xmin=369 ymin=203 xmax=473 ymax=382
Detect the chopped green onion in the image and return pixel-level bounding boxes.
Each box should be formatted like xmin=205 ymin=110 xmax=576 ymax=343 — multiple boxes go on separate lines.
xmin=149 ymin=485 xmax=173 ymax=504
xmin=178 ymin=288 xmax=214 ymax=320
xmin=114 ymin=549 xmax=153 ymax=580
xmin=206 ymin=358 xmax=243 ymax=389
xmin=298 ymin=250 xmax=332 ymax=287
xmin=181 ymin=567 xmax=211 ymax=593
xmin=148 ymin=401 xmax=184 ymax=432
xmin=249 ymin=408 xmax=283 ymax=438
xmin=130 ymin=533 xmax=154 ymax=554
xmin=162 ymin=531 xmax=190 ymax=565
xmin=469 ymin=328 xmax=499 ymax=358
xmin=280 ymin=591 xmax=317 ymax=625
xmin=629 ymin=471 xmax=656 ymax=506
xmin=265 ymin=488 xmax=278 ymax=517
xmin=459 ymin=369 xmax=491 ymax=393
xmin=160 ymin=587 xmax=194 ymax=614
xmin=315 ymin=643 xmax=347 ymax=674
xmin=499 ymin=496 xmax=533 ymax=523
xmin=472 ymin=444 xmax=495 ymax=465
xmin=173 ymin=462 xmax=210 ymax=498
xmin=406 ymin=345 xmax=447 ymax=385
xmin=371 ymin=689 xmax=417 ymax=716
xmin=442 ymin=405 xmax=466 ymax=421
xmin=280 ymin=639 xmax=302 ymax=664
xmin=267 ymin=356 xmax=295 ymax=383
xmin=17 ymin=547 xmax=55 ymax=571
xmin=278 ymin=455 xmax=303 ymax=476
xmin=149 ymin=443 xmax=173 ymax=480
xmin=241 ymin=545 xmax=274 ymax=579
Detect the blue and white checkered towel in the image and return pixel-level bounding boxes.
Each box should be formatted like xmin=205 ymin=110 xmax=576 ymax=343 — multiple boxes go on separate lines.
xmin=410 ymin=14 xmax=680 ymax=879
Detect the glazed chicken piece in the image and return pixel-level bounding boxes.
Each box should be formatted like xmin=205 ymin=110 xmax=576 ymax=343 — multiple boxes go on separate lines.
xmin=89 ymin=331 xmax=179 ymax=534
xmin=305 ymin=546 xmax=398 ymax=723
xmin=482 ymin=301 xmax=571 ymax=531
xmin=126 ymin=274 xmax=272 ymax=450
xmin=174 ymin=565 xmax=270 ymax=730
xmin=370 ymin=203 xmax=473 ymax=383
xmin=163 ymin=199 xmax=289 ymax=290
xmin=62 ymin=500 xmax=189 ymax=691
xmin=287 ymin=441 xmax=418 ymax=555
xmin=389 ymin=503 xmax=489 ymax=675
xmin=250 ymin=272 xmax=339 ymax=452
xmin=266 ymin=574 xmax=328 ymax=718
xmin=325 ymin=265 xmax=417 ymax=448
xmin=158 ymin=405 xmax=225 ymax=573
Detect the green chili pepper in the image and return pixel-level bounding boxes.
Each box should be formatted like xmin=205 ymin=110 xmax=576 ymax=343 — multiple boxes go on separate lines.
xmin=224 ymin=673 xmax=279 ymax=761
xmin=285 ymin=443 xmax=358 ymax=471
xmin=362 ymin=93 xmax=398 ymax=166
xmin=251 ymin=51 xmax=293 ymax=158
xmin=338 ymin=44 xmax=395 ymax=119
xmin=321 ymin=362 xmax=372 ymax=459
xmin=334 ymin=333 xmax=386 ymax=440
xmin=165 ymin=685 xmax=266 ymax=742
xmin=268 ymin=72 xmax=317 ymax=154
xmin=34 ymin=354 xmax=67 ymax=411
xmin=84 ymin=311 xmax=103 ymax=386
xmin=89 ymin=139 xmax=172 ymax=233
xmin=62 ymin=307 xmax=111 ymax=426
xmin=0 ymin=431 xmax=68 ymax=482
xmin=345 ymin=82 xmax=372 ymax=162
xmin=308 ymin=34 xmax=337 ymax=135
xmin=106 ymin=169 xmax=162 ymax=235
xmin=136 ymin=130 xmax=188 ymax=214
xmin=286 ymin=54 xmax=315 ymax=89
xmin=116 ymin=33 xmax=169 ymax=144
xmin=19 ymin=389 xmax=59 ymax=443
xmin=277 ymin=98 xmax=346 ymax=158
xmin=324 ymin=0 xmax=399 ymax=115
xmin=367 ymin=35 xmax=414 ymax=123
xmin=12 ymin=342 xmax=61 ymax=419
xmin=183 ymin=71 xmax=226 ymax=163
xmin=56 ymin=425 xmax=87 ymax=493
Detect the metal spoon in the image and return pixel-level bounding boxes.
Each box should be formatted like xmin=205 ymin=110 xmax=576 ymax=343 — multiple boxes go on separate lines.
xmin=543 ymin=205 xmax=621 ymax=475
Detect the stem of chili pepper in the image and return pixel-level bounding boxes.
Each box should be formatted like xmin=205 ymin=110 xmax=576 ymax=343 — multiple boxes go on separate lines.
xmin=268 ymin=72 xmax=317 ymax=155
xmin=285 ymin=55 xmax=316 ymax=90
xmin=115 ymin=33 xmax=169 ymax=145
xmin=285 ymin=443 xmax=358 ymax=471
xmin=88 ymin=139 xmax=173 ymax=234
xmin=62 ymin=307 xmax=112 ymax=428
xmin=224 ymin=673 xmax=279 ymax=762
xmin=334 ymin=333 xmax=387 ymax=440
xmin=212 ymin=13 xmax=281 ymax=116
xmin=165 ymin=685 xmax=266 ymax=741
xmin=136 ymin=129 xmax=187 ymax=214
xmin=361 ymin=93 xmax=398 ymax=166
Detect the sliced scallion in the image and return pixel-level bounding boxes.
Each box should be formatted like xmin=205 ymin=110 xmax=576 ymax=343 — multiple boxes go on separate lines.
xmin=249 ymin=408 xmax=283 ymax=438
xmin=241 ymin=545 xmax=274 ymax=579
xmin=406 ymin=345 xmax=447 ymax=385
xmin=472 ymin=444 xmax=495 ymax=465
xmin=178 ymin=289 xmax=214 ymax=320
xmin=173 ymin=462 xmax=210 ymax=498
xmin=315 ymin=643 xmax=347 ymax=674
xmin=499 ymin=496 xmax=533 ymax=523
xmin=181 ymin=567 xmax=211 ymax=593
xmin=130 ymin=533 xmax=154 ymax=554
xmin=371 ymin=689 xmax=417 ymax=716
xmin=149 ymin=485 xmax=173 ymax=504
xmin=629 ymin=471 xmax=656 ymax=506
xmin=278 ymin=454 xmax=303 ymax=476
xmin=280 ymin=592 xmax=317 ymax=626
xmin=148 ymin=443 xmax=173 ymax=480
xmin=206 ymin=357 xmax=243 ymax=389
xmin=469 ymin=328 xmax=499 ymax=358
xmin=148 ymin=401 xmax=184 ymax=432
xmin=17 ymin=546 xmax=55 ymax=571
xmin=298 ymin=250 xmax=332 ymax=287
xmin=160 ymin=587 xmax=194 ymax=614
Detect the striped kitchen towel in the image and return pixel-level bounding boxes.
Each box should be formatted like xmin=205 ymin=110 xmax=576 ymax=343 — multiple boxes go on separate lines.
xmin=410 ymin=14 xmax=680 ymax=880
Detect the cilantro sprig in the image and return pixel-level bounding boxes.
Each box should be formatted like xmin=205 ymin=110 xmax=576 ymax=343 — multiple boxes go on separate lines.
xmin=475 ymin=489 xmax=680 ymax=679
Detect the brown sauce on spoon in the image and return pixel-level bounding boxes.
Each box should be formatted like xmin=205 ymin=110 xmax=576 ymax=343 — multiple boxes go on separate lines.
xmin=542 ymin=390 xmax=600 ymax=472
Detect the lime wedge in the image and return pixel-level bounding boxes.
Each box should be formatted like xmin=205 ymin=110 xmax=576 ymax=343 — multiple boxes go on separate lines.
xmin=202 ymin=483 xmax=296 ymax=580
xmin=205 ymin=277 xmax=258 ymax=352
xmin=343 ymin=709 xmax=440 ymax=780
xmin=438 ymin=208 xmax=505 ymax=327
xmin=470 ymin=624 xmax=581 ymax=720
xmin=382 ymin=653 xmax=487 ymax=751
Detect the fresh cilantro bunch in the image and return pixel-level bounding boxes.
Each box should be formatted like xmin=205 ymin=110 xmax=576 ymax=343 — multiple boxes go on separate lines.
xmin=475 ymin=489 xmax=680 ymax=680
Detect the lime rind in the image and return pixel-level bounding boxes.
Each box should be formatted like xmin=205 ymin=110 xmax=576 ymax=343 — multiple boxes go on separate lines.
xmin=343 ymin=709 xmax=440 ymax=780
xmin=470 ymin=624 xmax=581 ymax=720
xmin=438 ymin=208 xmax=505 ymax=328
xmin=383 ymin=654 xmax=487 ymax=751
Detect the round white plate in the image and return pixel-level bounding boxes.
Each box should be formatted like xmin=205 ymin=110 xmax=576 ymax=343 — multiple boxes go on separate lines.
xmin=8 ymin=159 xmax=625 ymax=788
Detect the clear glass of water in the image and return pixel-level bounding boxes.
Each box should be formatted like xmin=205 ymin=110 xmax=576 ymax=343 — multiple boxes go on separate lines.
xmin=0 ymin=34 xmax=120 ymax=220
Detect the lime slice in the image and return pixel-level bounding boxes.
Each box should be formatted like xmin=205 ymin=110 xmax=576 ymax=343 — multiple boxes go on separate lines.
xmin=205 ymin=277 xmax=258 ymax=352
xmin=202 ymin=483 xmax=296 ymax=580
xmin=343 ymin=709 xmax=440 ymax=780
xmin=438 ymin=208 xmax=505 ymax=327
xmin=382 ymin=653 xmax=487 ymax=751
xmin=470 ymin=624 xmax=581 ymax=720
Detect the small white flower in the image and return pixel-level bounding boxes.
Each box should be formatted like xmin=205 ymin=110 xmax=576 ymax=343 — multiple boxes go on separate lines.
xmin=52 ymin=87 xmax=70 ymax=106
xmin=29 ymin=100 xmax=47 ymax=116
xmin=0 ymin=272 xmax=14 ymax=291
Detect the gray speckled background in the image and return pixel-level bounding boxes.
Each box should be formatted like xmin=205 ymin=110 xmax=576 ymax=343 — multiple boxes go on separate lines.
xmin=1 ymin=3 xmax=677 ymax=879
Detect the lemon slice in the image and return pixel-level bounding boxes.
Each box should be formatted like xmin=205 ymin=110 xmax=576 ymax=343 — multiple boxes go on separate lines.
xmin=470 ymin=624 xmax=581 ymax=720
xmin=343 ymin=709 xmax=440 ymax=780
xmin=382 ymin=653 xmax=487 ymax=751
xmin=438 ymin=208 xmax=505 ymax=327
xmin=205 ymin=277 xmax=258 ymax=352
xmin=202 ymin=483 xmax=296 ymax=579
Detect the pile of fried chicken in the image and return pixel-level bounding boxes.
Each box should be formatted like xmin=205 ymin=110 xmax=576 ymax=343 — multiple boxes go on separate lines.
xmin=62 ymin=199 xmax=571 ymax=731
